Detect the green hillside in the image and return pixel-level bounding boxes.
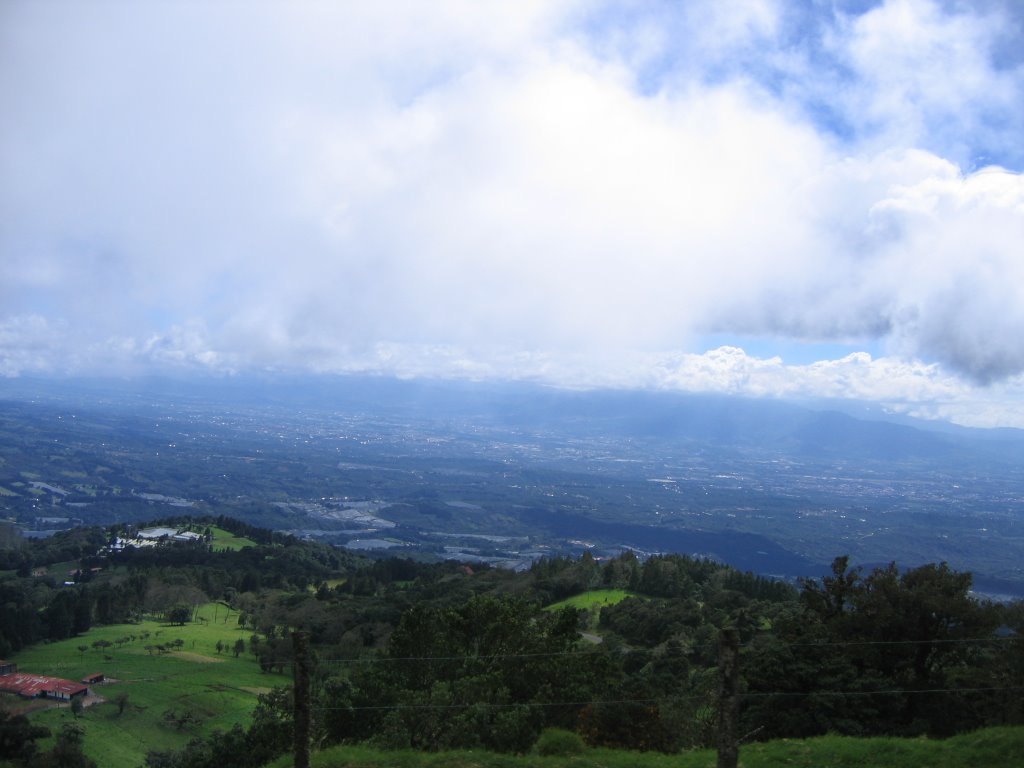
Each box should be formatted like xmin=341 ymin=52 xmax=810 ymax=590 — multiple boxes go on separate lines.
xmin=8 ymin=602 xmax=289 ymax=768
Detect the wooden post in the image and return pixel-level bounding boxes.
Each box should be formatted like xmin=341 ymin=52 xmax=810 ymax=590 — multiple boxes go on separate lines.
xmin=292 ymin=630 xmax=311 ymax=768
xmin=717 ymin=627 xmax=740 ymax=768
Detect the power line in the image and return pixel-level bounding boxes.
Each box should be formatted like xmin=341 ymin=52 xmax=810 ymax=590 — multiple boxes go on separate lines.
xmin=763 ymin=636 xmax=1020 ymax=649
xmin=316 ymin=648 xmax=598 ymax=664
xmin=310 ymin=634 xmax=1019 ymax=665
xmin=740 ymin=685 xmax=1024 ymax=699
xmin=306 ymin=685 xmax=1024 ymax=714
xmin=311 ymin=697 xmax=673 ymax=713
xmin=63 ymin=632 xmax=973 ymax=669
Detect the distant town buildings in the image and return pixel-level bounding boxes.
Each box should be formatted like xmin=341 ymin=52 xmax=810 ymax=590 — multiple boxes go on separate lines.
xmin=108 ymin=527 xmax=205 ymax=550
xmin=137 ymin=527 xmax=202 ymax=542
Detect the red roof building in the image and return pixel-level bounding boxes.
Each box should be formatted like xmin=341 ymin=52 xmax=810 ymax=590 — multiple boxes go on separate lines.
xmin=0 ymin=673 xmax=89 ymax=700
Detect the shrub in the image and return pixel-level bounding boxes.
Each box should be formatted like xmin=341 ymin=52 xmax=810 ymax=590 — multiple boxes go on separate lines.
xmin=534 ymin=727 xmax=585 ymax=757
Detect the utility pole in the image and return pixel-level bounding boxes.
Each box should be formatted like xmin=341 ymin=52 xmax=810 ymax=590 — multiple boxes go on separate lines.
xmin=717 ymin=627 xmax=740 ymax=768
xmin=292 ymin=630 xmax=312 ymax=768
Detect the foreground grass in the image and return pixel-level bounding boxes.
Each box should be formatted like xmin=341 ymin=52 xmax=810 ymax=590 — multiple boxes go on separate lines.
xmin=266 ymin=727 xmax=1024 ymax=768
xmin=12 ymin=602 xmax=289 ymax=768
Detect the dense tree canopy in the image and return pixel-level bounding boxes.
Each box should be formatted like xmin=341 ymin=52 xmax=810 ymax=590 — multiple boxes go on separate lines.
xmin=743 ymin=556 xmax=1009 ymax=738
xmin=1 ymin=519 xmax=1020 ymax=766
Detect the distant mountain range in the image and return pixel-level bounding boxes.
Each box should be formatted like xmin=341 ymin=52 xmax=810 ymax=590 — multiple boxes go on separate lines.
xmin=7 ymin=370 xmax=1024 ymax=476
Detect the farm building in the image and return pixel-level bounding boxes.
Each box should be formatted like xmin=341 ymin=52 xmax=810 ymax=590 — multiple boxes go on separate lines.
xmin=82 ymin=672 xmax=105 ymax=684
xmin=0 ymin=661 xmax=17 ymax=675
xmin=0 ymin=673 xmax=89 ymax=701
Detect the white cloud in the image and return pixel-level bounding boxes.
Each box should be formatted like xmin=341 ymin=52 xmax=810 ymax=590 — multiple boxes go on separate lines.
xmin=2 ymin=0 xmax=1024 ymax=425
xmin=828 ymin=0 xmax=1024 ymax=163
xmin=652 ymin=346 xmax=966 ymax=404
xmin=0 ymin=315 xmax=65 ymax=377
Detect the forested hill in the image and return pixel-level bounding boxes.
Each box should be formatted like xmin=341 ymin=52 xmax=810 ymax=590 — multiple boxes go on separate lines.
xmin=0 ymin=519 xmax=1021 ymax=767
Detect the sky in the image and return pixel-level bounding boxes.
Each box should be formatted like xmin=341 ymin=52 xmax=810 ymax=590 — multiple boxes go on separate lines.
xmin=2 ymin=0 xmax=1024 ymax=427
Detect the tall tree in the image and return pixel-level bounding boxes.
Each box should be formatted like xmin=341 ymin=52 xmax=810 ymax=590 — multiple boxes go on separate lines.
xmin=745 ymin=558 xmax=1001 ymax=738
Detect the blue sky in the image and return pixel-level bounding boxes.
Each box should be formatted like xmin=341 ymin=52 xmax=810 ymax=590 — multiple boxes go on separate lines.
xmin=696 ymin=335 xmax=885 ymax=365
xmin=2 ymin=0 xmax=1024 ymax=427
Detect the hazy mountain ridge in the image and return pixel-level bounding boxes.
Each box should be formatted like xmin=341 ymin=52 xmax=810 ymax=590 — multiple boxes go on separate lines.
xmin=5 ymin=373 xmax=1022 ymax=455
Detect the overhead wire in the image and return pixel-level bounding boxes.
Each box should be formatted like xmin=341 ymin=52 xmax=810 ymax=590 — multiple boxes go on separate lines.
xmin=311 ymin=633 xmax=1020 ymax=665
xmin=44 ymin=626 xmax=1021 ymax=723
xmin=307 ymin=685 xmax=1024 ymax=714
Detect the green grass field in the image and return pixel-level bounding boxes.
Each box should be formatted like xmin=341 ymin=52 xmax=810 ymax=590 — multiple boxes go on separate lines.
xmin=0 ymin=485 xmax=18 ymax=497
xmin=11 ymin=602 xmax=289 ymax=768
xmin=209 ymin=526 xmax=258 ymax=551
xmin=267 ymin=727 xmax=1024 ymax=768
xmin=544 ymin=589 xmax=639 ymax=612
xmin=35 ymin=559 xmax=82 ymax=581
xmin=544 ymin=590 xmax=640 ymax=633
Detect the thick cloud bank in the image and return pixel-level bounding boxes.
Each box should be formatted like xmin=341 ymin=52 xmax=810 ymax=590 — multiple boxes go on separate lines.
xmin=2 ymin=0 xmax=1023 ymax=424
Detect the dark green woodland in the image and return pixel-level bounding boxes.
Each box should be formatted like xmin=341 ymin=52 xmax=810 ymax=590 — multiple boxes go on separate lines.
xmin=1 ymin=520 xmax=1021 ymax=767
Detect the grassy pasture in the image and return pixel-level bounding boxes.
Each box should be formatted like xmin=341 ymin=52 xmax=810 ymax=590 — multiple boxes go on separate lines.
xmin=35 ymin=560 xmax=82 ymax=581
xmin=544 ymin=590 xmax=640 ymax=632
xmin=209 ymin=525 xmax=258 ymax=551
xmin=544 ymin=589 xmax=639 ymax=612
xmin=269 ymin=726 xmax=1024 ymax=768
xmin=0 ymin=485 xmax=18 ymax=496
xmin=12 ymin=602 xmax=289 ymax=768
